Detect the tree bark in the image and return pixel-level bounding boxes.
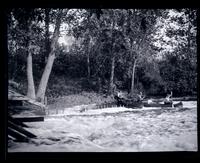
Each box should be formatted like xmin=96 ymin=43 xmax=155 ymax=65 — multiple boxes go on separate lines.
xmin=87 ymin=37 xmax=91 ymax=79
xmin=109 ymin=54 xmax=115 ymax=94
xmin=27 ymin=49 xmax=36 ymax=99
xmin=187 ymin=11 xmax=191 ymax=55
xmin=26 ymin=23 xmax=36 ymax=100
xmin=36 ymin=54 xmax=55 ymax=102
xmin=36 ymin=9 xmax=63 ymax=103
xmin=86 ymin=12 xmax=91 ymax=79
xmin=45 ymin=8 xmax=50 ymax=62
xmin=97 ymin=77 xmax=102 ymax=93
xmin=109 ymin=18 xmax=115 ymax=95
xmin=87 ymin=53 xmax=91 ymax=79
xmin=130 ymin=59 xmax=137 ymax=95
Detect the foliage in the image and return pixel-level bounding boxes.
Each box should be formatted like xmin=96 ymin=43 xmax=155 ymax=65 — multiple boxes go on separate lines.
xmin=7 ymin=9 xmax=197 ymax=99
xmin=159 ymin=50 xmax=197 ymax=96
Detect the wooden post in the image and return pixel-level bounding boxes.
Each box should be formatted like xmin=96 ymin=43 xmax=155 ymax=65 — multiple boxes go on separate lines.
xmin=8 ymin=127 xmax=30 ymax=142
xmin=13 ymin=117 xmax=44 ymax=122
xmin=8 ymin=116 xmax=28 ymax=128
xmin=8 ymin=121 xmax=37 ymax=138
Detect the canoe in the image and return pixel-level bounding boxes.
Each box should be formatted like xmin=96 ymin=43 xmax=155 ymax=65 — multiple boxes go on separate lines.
xmin=143 ymin=103 xmax=172 ymax=107
xmin=143 ymin=101 xmax=183 ymax=108
xmin=173 ymin=101 xmax=183 ymax=107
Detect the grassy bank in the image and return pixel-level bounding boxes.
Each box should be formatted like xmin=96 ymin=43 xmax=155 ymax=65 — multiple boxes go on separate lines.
xmin=47 ymin=92 xmax=115 ymax=110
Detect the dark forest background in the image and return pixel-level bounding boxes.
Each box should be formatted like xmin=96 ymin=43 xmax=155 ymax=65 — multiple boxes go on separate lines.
xmin=7 ymin=9 xmax=197 ymax=104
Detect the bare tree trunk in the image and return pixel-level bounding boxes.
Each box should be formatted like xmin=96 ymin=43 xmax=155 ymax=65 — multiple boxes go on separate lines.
xmin=187 ymin=11 xmax=191 ymax=55
xmin=26 ymin=22 xmax=36 ymax=100
xmin=97 ymin=77 xmax=102 ymax=93
xmin=87 ymin=54 xmax=90 ymax=79
xmin=27 ymin=49 xmax=36 ymax=99
xmin=85 ymin=15 xmax=91 ymax=79
xmin=45 ymin=8 xmax=50 ymax=63
xmin=109 ymin=55 xmax=115 ymax=94
xmin=130 ymin=59 xmax=137 ymax=95
xmin=36 ymin=9 xmax=63 ymax=103
xmin=36 ymin=54 xmax=55 ymax=102
xmin=87 ymin=39 xmax=91 ymax=79
xmin=109 ymin=19 xmax=115 ymax=95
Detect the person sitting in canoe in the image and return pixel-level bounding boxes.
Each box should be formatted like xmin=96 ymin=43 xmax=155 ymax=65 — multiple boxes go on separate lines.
xmin=117 ymin=91 xmax=124 ymax=98
xmin=164 ymin=91 xmax=173 ymax=105
xmin=138 ymin=92 xmax=145 ymax=101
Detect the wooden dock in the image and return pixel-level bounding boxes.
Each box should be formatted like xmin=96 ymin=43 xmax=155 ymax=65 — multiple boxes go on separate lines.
xmin=8 ymin=89 xmax=46 ymax=142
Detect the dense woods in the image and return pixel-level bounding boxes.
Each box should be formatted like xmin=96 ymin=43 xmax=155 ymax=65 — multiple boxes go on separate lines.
xmin=7 ymin=9 xmax=197 ymax=103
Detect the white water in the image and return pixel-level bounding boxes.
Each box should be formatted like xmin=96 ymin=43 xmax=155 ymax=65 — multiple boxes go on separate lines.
xmin=8 ymin=101 xmax=197 ymax=152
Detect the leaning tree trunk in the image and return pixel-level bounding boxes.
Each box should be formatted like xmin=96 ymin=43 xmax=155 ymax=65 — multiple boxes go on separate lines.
xmin=27 ymin=48 xmax=36 ymax=99
xmin=36 ymin=9 xmax=63 ymax=103
xmin=36 ymin=53 xmax=56 ymax=103
xmin=130 ymin=59 xmax=137 ymax=95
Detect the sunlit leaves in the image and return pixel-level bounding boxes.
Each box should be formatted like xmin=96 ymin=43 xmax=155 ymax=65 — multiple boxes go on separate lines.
xmin=153 ymin=9 xmax=197 ymax=55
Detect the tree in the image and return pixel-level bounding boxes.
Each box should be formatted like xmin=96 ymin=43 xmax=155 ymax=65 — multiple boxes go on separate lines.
xmin=9 ymin=8 xmax=44 ymax=99
xmin=69 ymin=9 xmax=120 ymax=93
xmin=8 ymin=8 xmax=72 ymax=103
xmin=81 ymin=10 xmax=100 ymax=79
xmin=152 ymin=9 xmax=197 ymax=96
xmin=69 ymin=9 xmax=104 ymax=80
xmin=108 ymin=10 xmax=116 ymax=95
xmin=27 ymin=36 xmax=36 ymax=99
xmin=44 ymin=8 xmax=51 ymax=64
xmin=120 ymin=9 xmax=162 ymax=95
xmin=36 ymin=9 xmax=64 ymax=103
xmin=8 ymin=9 xmax=195 ymax=99
xmin=100 ymin=9 xmax=126 ymax=95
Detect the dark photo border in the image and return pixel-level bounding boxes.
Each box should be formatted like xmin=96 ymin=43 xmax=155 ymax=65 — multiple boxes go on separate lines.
xmin=1 ymin=0 xmax=199 ymax=161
